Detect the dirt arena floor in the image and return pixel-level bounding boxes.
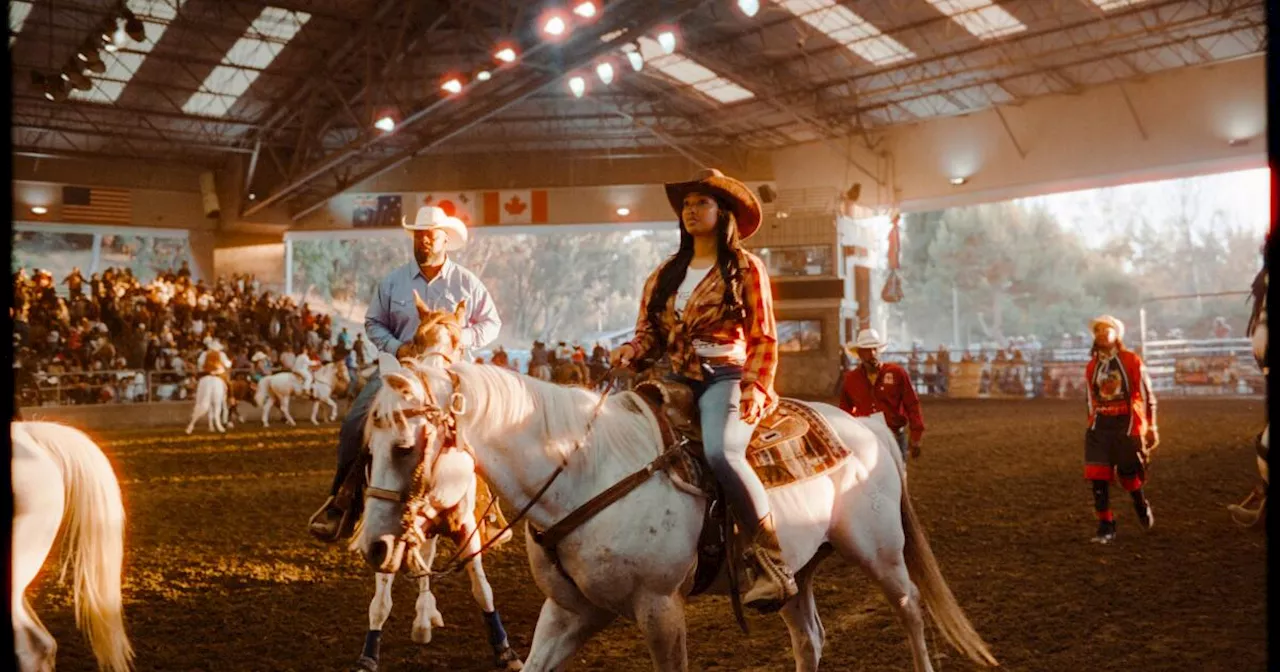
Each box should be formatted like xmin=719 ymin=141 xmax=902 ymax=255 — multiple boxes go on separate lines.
xmin=29 ymin=397 xmax=1267 ymax=671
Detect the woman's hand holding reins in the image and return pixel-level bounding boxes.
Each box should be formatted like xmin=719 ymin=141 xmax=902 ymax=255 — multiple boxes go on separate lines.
xmin=610 ymin=343 xmax=636 ymax=369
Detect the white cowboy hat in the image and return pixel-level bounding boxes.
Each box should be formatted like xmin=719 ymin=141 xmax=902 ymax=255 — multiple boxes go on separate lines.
xmin=849 ymin=328 xmax=889 ymax=352
xmin=207 ymin=339 xmax=224 ymax=351
xmin=251 ymin=352 xmax=268 ymax=363
xmin=1090 ymin=315 xmax=1125 ymax=341
xmin=402 ymin=205 xmax=468 ymax=251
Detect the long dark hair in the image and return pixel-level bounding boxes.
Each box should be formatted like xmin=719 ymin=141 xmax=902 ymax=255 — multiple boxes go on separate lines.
xmin=645 ymin=192 xmax=747 ymax=343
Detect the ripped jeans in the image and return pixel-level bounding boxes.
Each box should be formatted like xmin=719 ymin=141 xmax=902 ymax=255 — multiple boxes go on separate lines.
xmin=676 ymin=365 xmax=772 ymax=536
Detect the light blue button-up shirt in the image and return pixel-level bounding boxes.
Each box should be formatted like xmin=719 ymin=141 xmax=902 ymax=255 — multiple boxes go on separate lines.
xmin=365 ymin=258 xmax=502 ymax=357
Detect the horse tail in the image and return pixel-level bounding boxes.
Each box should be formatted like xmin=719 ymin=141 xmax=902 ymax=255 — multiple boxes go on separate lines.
xmin=34 ymin=423 xmax=134 ymax=671
xmin=899 ymin=478 xmax=997 ymax=667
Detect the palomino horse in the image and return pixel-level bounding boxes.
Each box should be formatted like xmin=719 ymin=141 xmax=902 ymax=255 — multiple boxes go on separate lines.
xmin=342 ymin=294 xmax=522 ymax=672
xmin=12 ymin=421 xmax=133 ymax=672
xmin=255 ymin=362 xmax=344 ymax=427
xmin=392 ymin=364 xmax=996 ymax=672
xmin=1229 ymin=263 xmax=1268 ymax=529
xmin=186 ymin=374 xmax=230 ymax=434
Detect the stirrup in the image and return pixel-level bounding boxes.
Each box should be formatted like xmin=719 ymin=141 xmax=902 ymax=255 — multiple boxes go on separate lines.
xmin=308 ymin=496 xmax=351 ymax=543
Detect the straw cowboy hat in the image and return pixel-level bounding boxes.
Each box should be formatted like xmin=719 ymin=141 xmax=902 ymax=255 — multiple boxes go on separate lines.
xmin=1090 ymin=315 xmax=1125 ymax=341
xmin=251 ymin=352 xmax=269 ymax=363
xmin=664 ymin=168 xmax=763 ymax=240
xmin=403 ymin=205 xmax=469 ymax=251
xmin=847 ymin=328 xmax=889 ymax=353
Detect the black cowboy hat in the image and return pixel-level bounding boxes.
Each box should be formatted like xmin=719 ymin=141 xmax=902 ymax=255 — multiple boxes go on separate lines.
xmin=664 ymin=168 xmax=763 ymax=239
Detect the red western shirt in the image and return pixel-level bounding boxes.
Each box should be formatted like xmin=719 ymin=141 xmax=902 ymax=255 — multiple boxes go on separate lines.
xmin=839 ymin=363 xmax=926 ymax=441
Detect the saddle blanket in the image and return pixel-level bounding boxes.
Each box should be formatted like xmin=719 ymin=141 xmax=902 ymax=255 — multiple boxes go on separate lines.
xmin=665 ymin=398 xmax=851 ymax=492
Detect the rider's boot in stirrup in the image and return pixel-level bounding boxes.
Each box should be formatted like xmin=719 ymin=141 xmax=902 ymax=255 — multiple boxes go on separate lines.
xmin=307 ymin=496 xmax=349 ymax=543
xmin=742 ymin=513 xmax=798 ymax=613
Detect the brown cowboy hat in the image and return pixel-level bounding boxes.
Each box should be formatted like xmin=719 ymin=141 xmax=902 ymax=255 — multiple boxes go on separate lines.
xmin=664 ymin=168 xmax=763 ymax=239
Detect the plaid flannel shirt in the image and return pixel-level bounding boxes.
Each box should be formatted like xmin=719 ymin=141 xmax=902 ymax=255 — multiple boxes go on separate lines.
xmin=627 ymin=251 xmax=779 ymax=414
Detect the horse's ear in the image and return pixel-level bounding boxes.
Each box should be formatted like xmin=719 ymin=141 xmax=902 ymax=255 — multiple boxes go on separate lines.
xmin=413 ymin=289 xmax=431 ymax=320
xmin=384 ymin=373 xmax=416 ymax=399
xmin=377 ymin=352 xmax=400 ymax=373
xmin=453 ymin=299 xmax=467 ymax=323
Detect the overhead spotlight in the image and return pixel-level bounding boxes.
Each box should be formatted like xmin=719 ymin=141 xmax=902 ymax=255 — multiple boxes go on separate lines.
xmin=441 ymin=76 xmax=464 ymax=95
xmin=776 ymin=211 xmax=790 ymax=219
xmin=595 ymin=61 xmax=614 ymax=85
xmin=30 ymin=206 xmax=48 ymax=215
xmin=43 ymin=78 xmax=69 ymax=102
xmin=572 ymin=1 xmax=599 ymax=19
xmin=247 ymin=193 xmax=257 ymax=201
xmin=949 ymin=176 xmax=967 ymax=186
xmin=757 ymin=184 xmax=777 ymax=204
xmin=541 ymin=12 xmax=568 ymax=39
xmin=737 ymin=0 xmax=760 ymax=17
xmin=568 ymin=75 xmax=586 ymax=98
xmin=76 ymin=44 xmax=106 ymax=74
xmin=625 ymin=48 xmax=644 ymax=72
xmin=374 ymin=116 xmax=396 ymax=132
xmin=493 ymin=45 xmax=518 ymax=64
xmin=616 ymin=207 xmax=631 ymax=216
xmin=122 ymin=9 xmax=146 ymax=42
xmin=656 ymin=30 xmax=677 ymax=54
xmin=99 ymin=20 xmax=121 ymax=51
xmin=61 ymin=66 xmax=93 ymax=91
xmin=476 ymin=69 xmax=492 ymax=82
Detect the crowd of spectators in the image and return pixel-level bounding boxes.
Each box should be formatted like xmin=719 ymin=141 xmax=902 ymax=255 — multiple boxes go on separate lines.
xmin=11 ymin=263 xmax=371 ymax=406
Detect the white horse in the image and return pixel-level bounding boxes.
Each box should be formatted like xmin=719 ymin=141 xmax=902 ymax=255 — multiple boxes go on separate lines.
xmin=256 ymin=362 xmax=343 ymax=427
xmin=11 ymin=421 xmax=133 ymax=672
xmin=385 ymin=363 xmax=995 ymax=672
xmin=309 ymin=363 xmax=348 ymax=425
xmin=185 ymin=375 xmax=230 ymax=434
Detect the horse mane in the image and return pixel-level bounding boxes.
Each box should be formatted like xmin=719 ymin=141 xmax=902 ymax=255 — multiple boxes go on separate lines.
xmin=1247 ymin=265 xmax=1267 ymax=337
xmin=411 ymin=310 xmax=462 ymax=356
xmin=440 ymin=363 xmax=661 ymax=473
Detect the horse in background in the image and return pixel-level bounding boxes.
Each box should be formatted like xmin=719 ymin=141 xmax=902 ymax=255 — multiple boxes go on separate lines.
xmin=307 ymin=362 xmax=348 ymax=424
xmin=186 ymin=374 xmax=230 ymax=434
xmin=255 ymin=362 xmax=343 ymax=427
xmin=1228 ymin=261 xmax=1268 ymax=529
xmin=11 ymin=421 xmax=133 ymax=672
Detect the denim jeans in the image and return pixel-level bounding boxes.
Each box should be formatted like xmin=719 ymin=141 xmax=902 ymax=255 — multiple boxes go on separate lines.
xmin=675 ymin=365 xmax=772 ymax=534
xmin=329 ymin=374 xmax=383 ymax=497
xmin=893 ymin=426 xmax=908 ymax=461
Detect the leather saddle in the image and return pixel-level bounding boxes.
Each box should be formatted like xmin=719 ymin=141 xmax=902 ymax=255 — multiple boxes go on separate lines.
xmin=631 ymin=378 xmax=849 ymax=600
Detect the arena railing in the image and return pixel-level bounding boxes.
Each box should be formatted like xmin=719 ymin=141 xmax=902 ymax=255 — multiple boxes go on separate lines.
xmin=22 ymin=367 xmax=261 ymax=406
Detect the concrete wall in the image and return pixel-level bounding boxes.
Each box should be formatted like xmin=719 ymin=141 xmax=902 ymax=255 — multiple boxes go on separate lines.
xmin=19 ymin=399 xmax=350 ymax=430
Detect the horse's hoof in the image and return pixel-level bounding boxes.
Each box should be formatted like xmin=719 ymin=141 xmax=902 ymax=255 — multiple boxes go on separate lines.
xmin=495 ymin=647 xmax=524 ymax=671
xmin=351 ymin=656 xmax=378 ymax=672
xmin=411 ymin=623 xmax=432 ymax=644
xmin=430 ymin=610 xmax=444 ymax=628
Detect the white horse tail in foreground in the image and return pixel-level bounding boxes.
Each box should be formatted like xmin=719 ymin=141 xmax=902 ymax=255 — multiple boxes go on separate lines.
xmin=11 ymin=421 xmax=133 ymax=672
xmin=186 ymin=375 xmax=229 ymax=434
xmin=405 ymin=364 xmax=994 ymax=672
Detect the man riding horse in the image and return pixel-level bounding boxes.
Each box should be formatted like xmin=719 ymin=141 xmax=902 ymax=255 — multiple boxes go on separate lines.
xmin=197 ymin=338 xmax=232 ymax=391
xmin=308 ymin=205 xmax=502 ymax=542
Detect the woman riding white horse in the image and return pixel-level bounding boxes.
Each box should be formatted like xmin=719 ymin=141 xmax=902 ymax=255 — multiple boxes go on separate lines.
xmin=188 ymin=338 xmax=233 ymax=434
xmin=12 ymin=421 xmax=133 ymax=672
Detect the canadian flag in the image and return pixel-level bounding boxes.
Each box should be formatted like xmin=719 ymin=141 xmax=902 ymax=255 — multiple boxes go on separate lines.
xmin=418 ymin=192 xmax=477 ymax=227
xmin=482 ymin=190 xmax=548 ymax=225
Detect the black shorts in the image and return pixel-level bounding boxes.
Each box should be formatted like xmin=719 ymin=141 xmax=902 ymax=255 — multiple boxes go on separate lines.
xmin=1084 ymin=415 xmax=1145 ymax=481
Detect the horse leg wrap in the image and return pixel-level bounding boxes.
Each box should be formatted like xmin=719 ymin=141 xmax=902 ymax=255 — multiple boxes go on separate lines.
xmin=483 ymin=610 xmax=510 ymax=651
xmin=362 ymin=630 xmax=382 ymax=660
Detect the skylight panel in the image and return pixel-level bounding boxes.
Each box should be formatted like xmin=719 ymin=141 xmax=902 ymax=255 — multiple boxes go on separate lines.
xmin=636 ymin=37 xmax=755 ymax=104
xmin=928 ymin=0 xmax=1025 ymax=40
xmin=1090 ymin=0 xmax=1147 ymax=9
xmin=71 ymin=0 xmax=187 ymax=103
xmin=778 ymin=0 xmax=914 ymax=67
xmin=183 ymin=6 xmax=310 ymax=117
xmin=9 ymin=1 xmax=33 ymax=47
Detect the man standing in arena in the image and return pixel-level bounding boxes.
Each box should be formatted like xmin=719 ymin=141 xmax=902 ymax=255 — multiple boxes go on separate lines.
xmin=1084 ymin=315 xmax=1158 ymax=544
xmin=838 ymin=328 xmax=925 ymax=461
xmin=308 ymin=206 xmax=501 ymax=542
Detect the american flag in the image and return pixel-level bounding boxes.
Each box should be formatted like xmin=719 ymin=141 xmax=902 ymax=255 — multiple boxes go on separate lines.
xmin=62 ymin=186 xmax=132 ymax=224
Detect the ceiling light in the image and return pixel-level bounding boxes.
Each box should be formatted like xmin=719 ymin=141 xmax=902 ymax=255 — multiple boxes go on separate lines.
xmin=374 ymin=116 xmax=396 ymax=132
xmin=950 ymin=177 xmax=967 ymax=186
xmin=441 ymin=77 xmax=463 ymax=95
xmin=30 ymin=206 xmax=48 ymax=215
xmin=572 ymin=1 xmax=598 ymax=19
xmin=568 ymin=75 xmax=586 ymax=98
xmin=595 ymin=61 xmax=614 ymax=85
xmin=776 ymin=211 xmax=790 ymax=219
xmin=123 ymin=10 xmax=145 ymax=42
xmin=1228 ymin=137 xmax=1250 ymax=147
xmin=656 ymin=30 xmax=676 ymax=54
xmin=44 ymin=79 xmax=69 ymax=102
xmin=494 ymin=45 xmax=518 ymax=63
xmin=112 ymin=23 xmax=130 ymax=48
xmin=77 ymin=45 xmax=106 ymax=73
xmin=62 ymin=67 xmax=93 ymax=91
xmin=543 ymin=14 xmax=567 ymax=37
xmin=476 ymin=70 xmax=492 ymax=82
xmin=737 ymin=0 xmax=760 ymax=17
xmin=626 ymin=50 xmax=644 ymax=72
xmin=248 ymin=193 xmax=257 ymax=201
xmin=616 ymin=207 xmax=630 ymax=216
